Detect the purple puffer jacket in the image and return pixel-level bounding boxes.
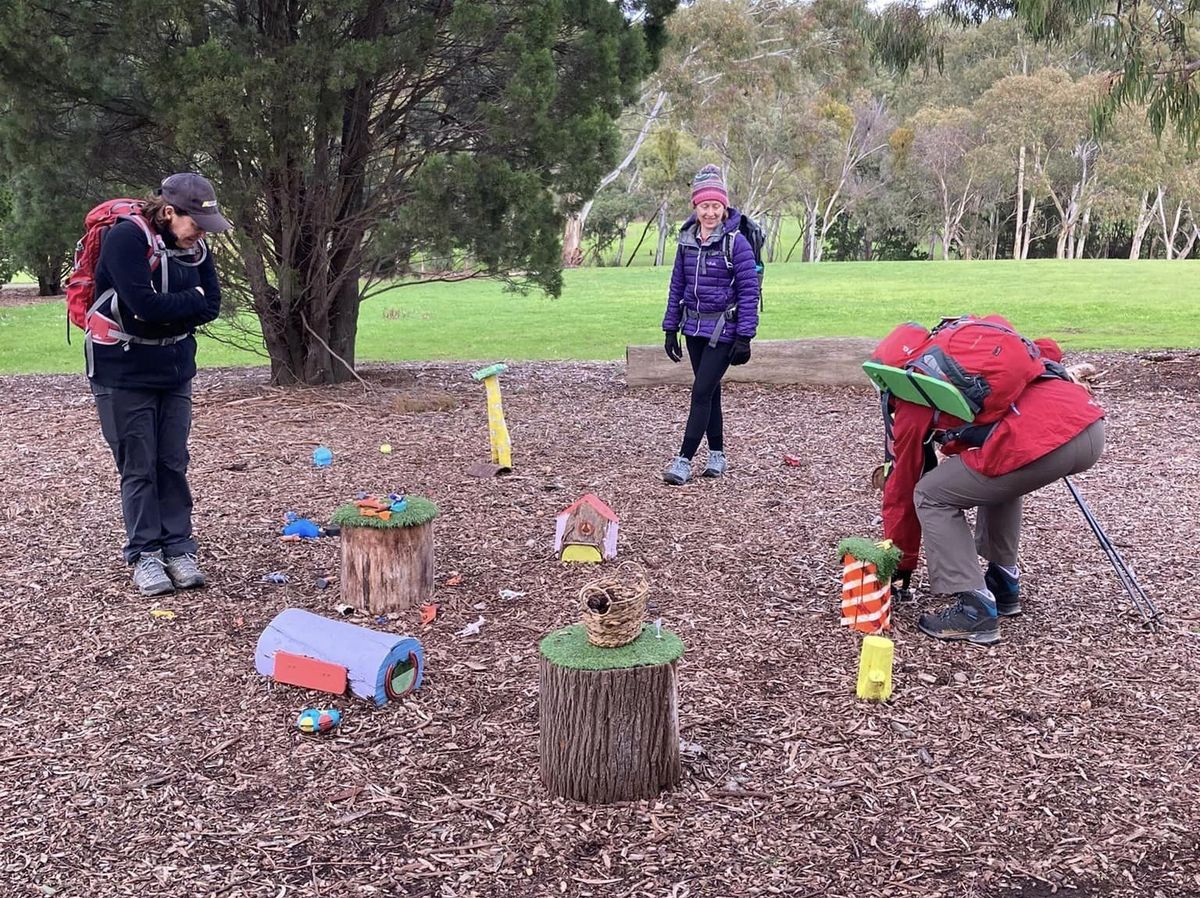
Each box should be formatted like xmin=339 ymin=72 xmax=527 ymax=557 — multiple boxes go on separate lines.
xmin=661 ymin=207 xmax=760 ymax=344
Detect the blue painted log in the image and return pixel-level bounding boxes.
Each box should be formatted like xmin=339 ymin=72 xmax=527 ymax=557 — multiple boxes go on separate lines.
xmin=255 ymin=608 xmax=425 ymax=706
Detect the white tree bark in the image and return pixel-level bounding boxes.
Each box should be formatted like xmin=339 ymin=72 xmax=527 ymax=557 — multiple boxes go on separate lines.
xmin=1013 ymin=145 xmax=1026 ymax=260
xmin=1130 ymin=188 xmax=1162 ymax=259
xmin=561 ymin=91 xmax=667 ymax=266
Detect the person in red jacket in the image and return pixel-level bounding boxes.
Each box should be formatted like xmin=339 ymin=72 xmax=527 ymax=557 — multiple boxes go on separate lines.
xmin=882 ymin=339 xmax=1105 ymax=645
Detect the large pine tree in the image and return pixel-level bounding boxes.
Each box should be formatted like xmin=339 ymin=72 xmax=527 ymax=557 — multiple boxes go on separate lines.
xmin=0 ymin=0 xmax=676 ymax=384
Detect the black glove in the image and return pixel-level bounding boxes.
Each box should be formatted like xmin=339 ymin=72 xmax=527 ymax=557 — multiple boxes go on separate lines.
xmin=664 ymin=330 xmax=682 ymax=363
xmin=729 ymin=337 xmax=752 ymax=366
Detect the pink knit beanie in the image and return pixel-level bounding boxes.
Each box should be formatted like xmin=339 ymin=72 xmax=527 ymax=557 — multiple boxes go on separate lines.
xmin=691 ymin=164 xmax=728 ymax=207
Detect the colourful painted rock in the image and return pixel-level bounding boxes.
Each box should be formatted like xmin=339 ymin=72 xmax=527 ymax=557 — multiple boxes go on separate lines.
xmin=296 ymin=708 xmax=342 ymax=734
xmin=312 ymin=447 xmax=333 ymax=467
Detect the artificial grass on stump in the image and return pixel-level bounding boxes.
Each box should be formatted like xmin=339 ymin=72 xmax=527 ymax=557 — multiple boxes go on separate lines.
xmin=539 ymin=624 xmax=684 ymax=671
xmin=836 ymin=537 xmax=902 ymax=583
xmin=330 ymin=496 xmax=439 ymax=529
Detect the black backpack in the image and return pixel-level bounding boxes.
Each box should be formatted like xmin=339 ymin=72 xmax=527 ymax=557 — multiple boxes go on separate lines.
xmin=723 ymin=214 xmax=766 ymax=307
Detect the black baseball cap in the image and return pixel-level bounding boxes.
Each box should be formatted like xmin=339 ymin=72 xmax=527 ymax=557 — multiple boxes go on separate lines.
xmin=158 ymin=172 xmax=232 ymax=233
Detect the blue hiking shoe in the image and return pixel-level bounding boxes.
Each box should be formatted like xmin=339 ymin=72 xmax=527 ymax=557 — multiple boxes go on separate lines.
xmin=702 ymin=450 xmax=726 ymax=478
xmin=985 ymin=563 xmax=1021 ymax=616
xmin=663 ymin=456 xmax=692 ymax=485
xmin=917 ymin=589 xmax=1000 ymax=646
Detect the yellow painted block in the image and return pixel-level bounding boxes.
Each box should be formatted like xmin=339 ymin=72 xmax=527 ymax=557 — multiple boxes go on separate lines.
xmin=561 ymin=544 xmax=603 ymax=564
xmin=856 ymin=634 xmax=894 ymax=701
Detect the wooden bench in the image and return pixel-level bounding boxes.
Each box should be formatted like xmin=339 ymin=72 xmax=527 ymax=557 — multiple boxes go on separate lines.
xmin=625 ymin=337 xmax=878 ymax=387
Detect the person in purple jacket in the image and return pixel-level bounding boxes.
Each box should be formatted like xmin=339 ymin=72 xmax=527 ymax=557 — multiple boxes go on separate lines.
xmin=661 ymin=164 xmax=759 ymax=484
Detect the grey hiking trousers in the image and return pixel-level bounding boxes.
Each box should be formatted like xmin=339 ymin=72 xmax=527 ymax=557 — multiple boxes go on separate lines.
xmin=91 ymin=380 xmax=197 ymax=564
xmin=913 ymin=420 xmax=1105 ymax=594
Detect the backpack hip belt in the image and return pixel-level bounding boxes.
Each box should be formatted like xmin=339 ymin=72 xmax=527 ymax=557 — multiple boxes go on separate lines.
xmin=84 ymin=284 xmax=189 ymax=378
xmin=681 ymin=303 xmax=739 ymax=348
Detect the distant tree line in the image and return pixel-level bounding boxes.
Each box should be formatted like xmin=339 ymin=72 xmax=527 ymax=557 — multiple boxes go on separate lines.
xmin=571 ymin=1 xmax=1200 ymax=266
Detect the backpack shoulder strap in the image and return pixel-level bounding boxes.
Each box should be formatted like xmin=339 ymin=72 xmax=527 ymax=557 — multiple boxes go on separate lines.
xmin=113 ymin=213 xmax=170 ymax=295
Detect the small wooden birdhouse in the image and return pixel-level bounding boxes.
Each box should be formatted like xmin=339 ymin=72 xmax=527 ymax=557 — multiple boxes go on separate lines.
xmin=555 ymin=494 xmax=619 ymax=563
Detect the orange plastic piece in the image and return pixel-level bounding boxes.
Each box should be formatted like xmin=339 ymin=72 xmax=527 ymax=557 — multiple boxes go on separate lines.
xmin=273 ymin=650 xmax=348 ymax=695
xmin=840 ymin=554 xmax=892 ymax=634
xmin=419 ymin=603 xmax=438 ymax=625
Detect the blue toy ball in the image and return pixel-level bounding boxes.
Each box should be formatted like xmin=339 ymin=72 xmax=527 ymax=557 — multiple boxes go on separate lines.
xmin=296 ymin=708 xmax=341 ymax=734
xmin=312 ymin=447 xmax=333 ymax=467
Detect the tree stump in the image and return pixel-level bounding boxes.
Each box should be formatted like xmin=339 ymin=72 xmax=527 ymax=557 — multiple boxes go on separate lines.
xmin=331 ymin=496 xmax=438 ymax=614
xmin=539 ymin=623 xmax=684 ymax=804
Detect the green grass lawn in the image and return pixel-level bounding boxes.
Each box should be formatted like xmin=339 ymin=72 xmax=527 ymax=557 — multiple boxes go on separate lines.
xmin=0 ymin=258 xmax=1194 ymax=375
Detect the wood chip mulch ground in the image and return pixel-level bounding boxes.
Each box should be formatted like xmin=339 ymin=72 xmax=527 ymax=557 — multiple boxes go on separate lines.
xmin=1 ymin=350 xmax=1198 ymax=898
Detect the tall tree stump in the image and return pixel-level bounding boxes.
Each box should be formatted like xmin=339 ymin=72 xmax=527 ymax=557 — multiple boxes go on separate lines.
xmin=330 ymin=496 xmax=438 ymax=614
xmin=539 ymin=623 xmax=685 ymax=804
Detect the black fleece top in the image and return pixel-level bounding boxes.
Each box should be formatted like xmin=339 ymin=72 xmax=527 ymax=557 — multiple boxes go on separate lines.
xmin=89 ymin=218 xmax=222 ymax=389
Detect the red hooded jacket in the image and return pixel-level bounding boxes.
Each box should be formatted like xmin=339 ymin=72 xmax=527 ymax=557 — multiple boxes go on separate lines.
xmin=882 ymin=357 xmax=1104 ymax=573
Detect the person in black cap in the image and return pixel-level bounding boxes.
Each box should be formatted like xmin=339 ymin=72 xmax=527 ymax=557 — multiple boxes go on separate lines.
xmin=87 ymin=172 xmax=232 ymax=596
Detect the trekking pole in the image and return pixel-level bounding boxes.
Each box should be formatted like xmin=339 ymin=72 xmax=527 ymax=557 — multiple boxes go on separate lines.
xmin=1063 ymin=477 xmax=1163 ymax=630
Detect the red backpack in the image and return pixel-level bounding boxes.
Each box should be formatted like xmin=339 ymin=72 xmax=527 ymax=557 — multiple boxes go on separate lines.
xmin=906 ymin=315 xmax=1046 ymax=424
xmin=870 ymin=321 xmax=930 ymax=368
xmin=65 ymin=199 xmax=164 ymax=340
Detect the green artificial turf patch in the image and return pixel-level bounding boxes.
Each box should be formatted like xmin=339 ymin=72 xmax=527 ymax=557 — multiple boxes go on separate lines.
xmin=330 ymin=495 xmax=439 ymax=529
xmin=836 ymin=537 xmax=902 ymax=583
xmin=539 ymin=623 xmax=684 ymax=670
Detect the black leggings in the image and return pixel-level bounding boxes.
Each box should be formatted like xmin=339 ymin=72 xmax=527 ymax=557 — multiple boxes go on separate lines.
xmin=679 ymin=335 xmax=733 ymax=458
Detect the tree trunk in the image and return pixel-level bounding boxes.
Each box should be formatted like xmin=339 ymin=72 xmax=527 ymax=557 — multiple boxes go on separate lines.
xmin=1075 ymin=202 xmax=1093 ymax=258
xmin=1130 ymin=190 xmax=1159 ymax=260
xmin=539 ymin=654 xmax=680 ymax=804
xmin=1159 ymin=198 xmax=1184 ymax=261
xmin=1021 ymin=192 xmax=1036 ymax=259
xmin=341 ymin=521 xmax=436 ymax=614
xmin=562 ymin=211 xmax=584 ymax=267
xmin=805 ymin=205 xmax=819 ymax=262
xmin=1178 ymin=223 xmax=1199 ymax=260
xmin=1013 ymin=145 xmax=1026 ymax=260
xmin=36 ymin=266 xmax=63 ymax=296
xmin=768 ymin=211 xmax=783 ymax=262
xmin=654 ymin=204 xmax=670 ymax=266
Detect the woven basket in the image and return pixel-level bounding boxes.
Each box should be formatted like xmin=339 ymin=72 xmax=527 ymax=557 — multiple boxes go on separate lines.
xmin=579 ymin=565 xmax=648 ymax=648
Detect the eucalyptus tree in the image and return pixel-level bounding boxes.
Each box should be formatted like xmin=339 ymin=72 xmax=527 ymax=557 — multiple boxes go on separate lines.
xmin=868 ymin=0 xmax=1200 ymax=144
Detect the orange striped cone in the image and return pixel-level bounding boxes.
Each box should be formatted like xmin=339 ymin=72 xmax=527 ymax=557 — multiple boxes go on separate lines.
xmin=840 ymin=554 xmax=892 ymax=634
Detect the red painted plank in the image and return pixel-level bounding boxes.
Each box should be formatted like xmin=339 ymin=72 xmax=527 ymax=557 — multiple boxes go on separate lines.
xmin=273 ymin=651 xmax=348 ymax=695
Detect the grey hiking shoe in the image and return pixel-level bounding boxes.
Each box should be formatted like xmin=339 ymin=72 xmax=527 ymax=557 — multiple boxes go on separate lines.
xmin=132 ymin=551 xmax=175 ymax=597
xmin=917 ymin=589 xmax=1000 ymax=646
xmin=165 ymin=553 xmax=207 ymax=589
xmin=663 ymin=455 xmax=692 ymax=485
xmin=703 ymin=450 xmax=727 ymax=478
xmin=984 ymin=563 xmax=1021 ymax=616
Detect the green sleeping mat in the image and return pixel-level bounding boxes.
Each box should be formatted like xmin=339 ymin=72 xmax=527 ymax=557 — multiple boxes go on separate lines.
xmin=862 ymin=361 xmax=976 ymax=422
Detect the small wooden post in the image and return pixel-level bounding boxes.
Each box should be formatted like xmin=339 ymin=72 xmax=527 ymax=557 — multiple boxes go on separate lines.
xmin=332 ymin=496 xmax=439 ymax=614
xmin=539 ymin=624 xmax=684 ymax=804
